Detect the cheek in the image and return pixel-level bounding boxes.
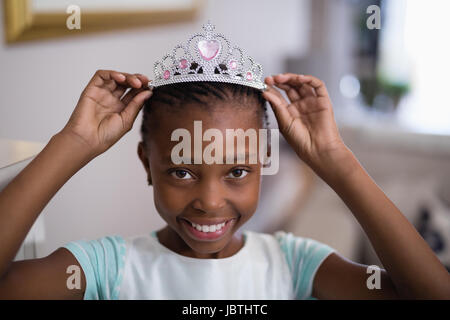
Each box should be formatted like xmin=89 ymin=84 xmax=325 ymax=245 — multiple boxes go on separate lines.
xmin=232 ymin=177 xmax=261 ymax=217
xmin=149 ymin=162 xmax=189 ymax=217
xmin=152 ymin=182 xmax=189 ymax=218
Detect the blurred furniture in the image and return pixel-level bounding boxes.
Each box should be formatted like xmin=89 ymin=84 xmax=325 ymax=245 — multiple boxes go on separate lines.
xmin=3 ymin=0 xmax=203 ymax=43
xmin=340 ymin=126 xmax=450 ymax=269
xmin=0 ymin=138 xmax=46 ymax=260
xmin=279 ymin=124 xmax=450 ymax=264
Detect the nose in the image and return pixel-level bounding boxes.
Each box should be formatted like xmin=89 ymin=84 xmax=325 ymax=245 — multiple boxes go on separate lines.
xmin=191 ymin=179 xmax=227 ymax=213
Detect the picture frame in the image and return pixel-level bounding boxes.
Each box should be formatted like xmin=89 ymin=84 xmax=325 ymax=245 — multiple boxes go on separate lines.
xmin=3 ymin=0 xmax=203 ymax=44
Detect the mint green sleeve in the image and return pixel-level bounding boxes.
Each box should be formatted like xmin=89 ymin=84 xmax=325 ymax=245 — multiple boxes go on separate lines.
xmin=275 ymin=231 xmax=336 ymax=300
xmin=62 ymin=235 xmax=127 ymax=300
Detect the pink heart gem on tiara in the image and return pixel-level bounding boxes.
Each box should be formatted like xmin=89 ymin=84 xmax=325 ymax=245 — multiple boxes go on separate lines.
xmin=246 ymin=71 xmax=253 ymax=81
xmin=163 ymin=70 xmax=170 ymax=79
xmin=229 ymin=60 xmax=238 ymax=70
xmin=198 ymin=40 xmax=220 ymax=61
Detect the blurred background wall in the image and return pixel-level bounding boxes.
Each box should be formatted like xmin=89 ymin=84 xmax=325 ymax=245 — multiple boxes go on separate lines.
xmin=1 ymin=0 xmax=449 ymax=271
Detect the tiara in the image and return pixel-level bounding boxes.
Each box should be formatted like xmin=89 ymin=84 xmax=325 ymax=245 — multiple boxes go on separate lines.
xmin=150 ymin=21 xmax=267 ymax=91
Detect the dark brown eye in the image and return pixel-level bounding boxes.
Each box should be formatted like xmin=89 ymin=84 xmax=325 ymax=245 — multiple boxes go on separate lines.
xmin=227 ymin=169 xmax=248 ymax=179
xmin=171 ymin=170 xmax=192 ymax=180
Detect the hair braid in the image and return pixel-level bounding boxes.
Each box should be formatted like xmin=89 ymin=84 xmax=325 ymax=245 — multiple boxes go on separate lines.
xmin=140 ymin=81 xmax=269 ymax=145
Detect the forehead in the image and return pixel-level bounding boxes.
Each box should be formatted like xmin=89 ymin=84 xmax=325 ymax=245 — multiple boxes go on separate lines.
xmin=149 ymin=102 xmax=261 ymax=143
xmin=146 ymin=103 xmax=264 ymax=165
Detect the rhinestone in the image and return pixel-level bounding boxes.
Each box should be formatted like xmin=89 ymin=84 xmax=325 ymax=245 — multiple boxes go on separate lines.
xmin=179 ymin=59 xmax=188 ymax=69
xmin=229 ymin=60 xmax=238 ymax=70
xmin=163 ymin=70 xmax=170 ymax=79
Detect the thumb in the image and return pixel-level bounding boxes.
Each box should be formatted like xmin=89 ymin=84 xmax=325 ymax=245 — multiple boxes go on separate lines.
xmin=120 ymin=90 xmax=152 ymax=131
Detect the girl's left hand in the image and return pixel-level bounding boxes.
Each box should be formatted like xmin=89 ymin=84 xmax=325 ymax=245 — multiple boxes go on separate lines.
xmin=263 ymin=73 xmax=348 ymax=169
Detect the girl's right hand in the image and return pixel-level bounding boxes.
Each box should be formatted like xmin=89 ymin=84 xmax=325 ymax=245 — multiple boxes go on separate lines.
xmin=61 ymin=70 xmax=153 ymax=158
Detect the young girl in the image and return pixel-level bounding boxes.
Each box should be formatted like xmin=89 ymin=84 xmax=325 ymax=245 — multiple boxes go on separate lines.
xmin=0 ymin=23 xmax=449 ymax=300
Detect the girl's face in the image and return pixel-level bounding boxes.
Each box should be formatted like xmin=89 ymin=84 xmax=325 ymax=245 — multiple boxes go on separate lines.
xmin=137 ymin=101 xmax=263 ymax=259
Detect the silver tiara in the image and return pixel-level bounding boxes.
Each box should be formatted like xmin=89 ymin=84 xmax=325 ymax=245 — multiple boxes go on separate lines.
xmin=150 ymin=21 xmax=267 ymax=91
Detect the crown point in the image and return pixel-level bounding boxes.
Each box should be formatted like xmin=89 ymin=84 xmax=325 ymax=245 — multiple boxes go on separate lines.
xmin=203 ymin=20 xmax=215 ymax=32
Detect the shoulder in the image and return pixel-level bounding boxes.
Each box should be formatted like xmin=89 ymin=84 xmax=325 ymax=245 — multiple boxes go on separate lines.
xmin=246 ymin=229 xmax=335 ymax=258
xmin=273 ymin=230 xmax=335 ymax=259
xmin=64 ymin=235 xmax=127 ymax=253
xmin=64 ymin=235 xmax=128 ymax=275
xmin=62 ymin=234 xmax=128 ymax=300
xmin=253 ymin=230 xmax=336 ymax=299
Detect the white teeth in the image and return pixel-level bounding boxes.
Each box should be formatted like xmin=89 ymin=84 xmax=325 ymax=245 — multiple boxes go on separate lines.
xmin=190 ymin=221 xmax=228 ymax=233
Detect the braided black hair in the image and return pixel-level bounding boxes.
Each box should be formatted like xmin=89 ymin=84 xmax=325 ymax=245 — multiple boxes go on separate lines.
xmin=140 ymin=81 xmax=269 ymax=146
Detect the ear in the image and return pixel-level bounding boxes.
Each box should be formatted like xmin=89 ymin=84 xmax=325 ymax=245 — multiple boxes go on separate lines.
xmin=137 ymin=141 xmax=153 ymax=185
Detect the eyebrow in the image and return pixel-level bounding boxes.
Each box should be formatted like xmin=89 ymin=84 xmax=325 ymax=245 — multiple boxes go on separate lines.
xmin=164 ymin=152 xmax=259 ymax=164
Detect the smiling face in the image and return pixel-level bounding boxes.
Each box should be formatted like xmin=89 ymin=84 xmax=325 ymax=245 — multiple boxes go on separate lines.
xmin=138 ymin=98 xmax=265 ymax=259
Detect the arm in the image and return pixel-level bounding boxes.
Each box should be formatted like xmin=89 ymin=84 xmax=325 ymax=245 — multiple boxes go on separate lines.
xmin=313 ymin=147 xmax=450 ymax=299
xmin=0 ymin=70 xmax=152 ymax=299
xmin=263 ymin=73 xmax=450 ymax=299
xmin=0 ymin=131 xmax=92 ymax=299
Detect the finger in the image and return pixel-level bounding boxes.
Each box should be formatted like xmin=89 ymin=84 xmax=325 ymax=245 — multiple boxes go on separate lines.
xmin=299 ymin=83 xmax=316 ymax=98
xmin=262 ymin=86 xmax=293 ymax=130
xmin=266 ymin=85 xmax=302 ymax=118
xmin=111 ymin=72 xmax=147 ymax=97
xmin=301 ymin=75 xmax=329 ymax=98
xmin=103 ymin=79 xmax=118 ymax=92
xmin=103 ymin=72 xmax=148 ymax=94
xmin=273 ymin=83 xmax=301 ymax=101
xmin=110 ymin=71 xmax=143 ymax=89
xmin=273 ymin=73 xmax=303 ymax=86
xmin=135 ymin=74 xmax=150 ymax=88
xmin=292 ymin=74 xmax=329 ymax=98
xmin=125 ymin=74 xmax=142 ymax=88
xmin=89 ymin=70 xmax=128 ymax=92
xmin=111 ymin=71 xmax=126 ymax=83
xmin=112 ymin=85 xmax=128 ymax=98
xmin=264 ymin=76 xmax=275 ymax=86
xmin=121 ymin=87 xmax=150 ymax=106
xmin=120 ymin=90 xmax=153 ymax=131
xmin=273 ymin=73 xmax=308 ymax=99
xmin=90 ymin=69 xmax=114 ymax=87
xmin=274 ymin=73 xmax=329 ymax=98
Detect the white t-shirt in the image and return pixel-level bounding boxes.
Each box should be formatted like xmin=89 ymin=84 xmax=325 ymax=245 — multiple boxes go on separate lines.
xmin=63 ymin=230 xmax=335 ymax=300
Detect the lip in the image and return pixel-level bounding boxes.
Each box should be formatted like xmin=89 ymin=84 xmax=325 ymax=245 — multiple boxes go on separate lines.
xmin=181 ymin=217 xmax=235 ymax=225
xmin=180 ymin=218 xmax=236 ymax=242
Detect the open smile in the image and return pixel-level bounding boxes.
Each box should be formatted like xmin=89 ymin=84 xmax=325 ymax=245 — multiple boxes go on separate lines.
xmin=180 ymin=217 xmax=237 ymax=242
